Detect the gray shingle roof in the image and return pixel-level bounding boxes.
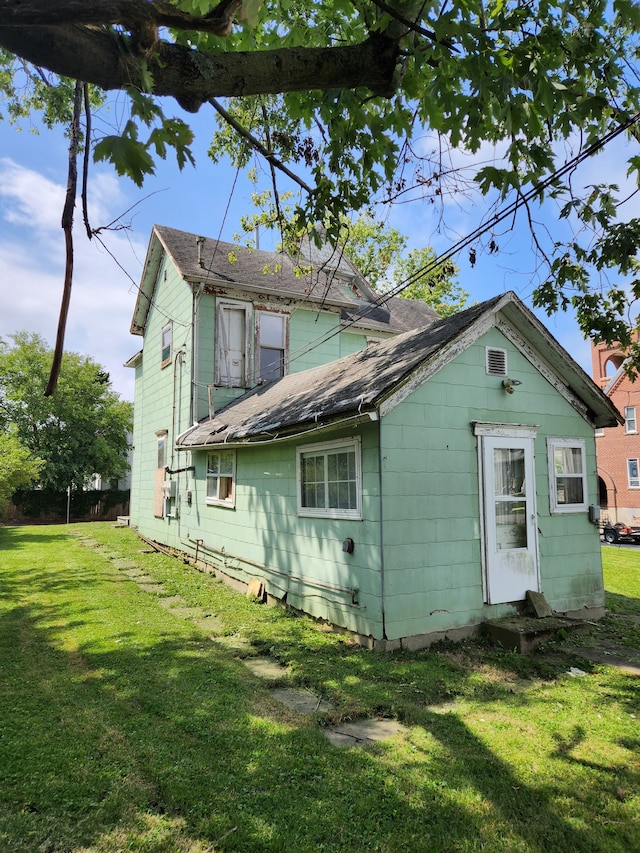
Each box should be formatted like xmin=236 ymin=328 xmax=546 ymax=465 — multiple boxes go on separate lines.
xmin=177 ymin=296 xmax=502 ymax=448
xmin=131 ymin=225 xmax=441 ymax=337
xmin=341 ymin=296 xmax=440 ymax=333
xmin=155 ymin=224 xmax=360 ymax=306
xmin=176 ymin=290 xmax=622 ymax=448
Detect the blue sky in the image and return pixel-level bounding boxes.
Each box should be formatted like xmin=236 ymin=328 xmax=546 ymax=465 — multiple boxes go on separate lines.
xmin=0 ymin=94 xmax=635 ymax=402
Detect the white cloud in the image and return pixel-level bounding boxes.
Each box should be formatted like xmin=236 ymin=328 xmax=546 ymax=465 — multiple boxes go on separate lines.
xmin=0 ymin=158 xmax=143 ymax=400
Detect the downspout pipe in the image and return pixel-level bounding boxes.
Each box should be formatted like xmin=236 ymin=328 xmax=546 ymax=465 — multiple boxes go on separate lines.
xmin=377 ymin=415 xmax=387 ymax=640
xmin=191 ymin=282 xmax=205 ymax=425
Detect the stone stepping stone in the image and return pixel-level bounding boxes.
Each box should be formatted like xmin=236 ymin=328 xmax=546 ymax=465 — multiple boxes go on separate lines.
xmin=167 ymin=606 xmax=206 ymax=621
xmin=192 ymin=614 xmax=225 ymax=634
xmin=324 ymin=718 xmax=407 ymax=747
xmin=244 ymin=658 xmax=290 ymax=680
xmin=212 ymin=636 xmax=254 ymax=655
xmin=137 ymin=583 xmax=165 ymax=595
xmin=270 ymin=687 xmax=332 ymax=714
xmin=113 ymin=559 xmax=138 ymax=570
xmin=157 ymin=596 xmax=186 ymax=609
xmin=78 ymin=539 xmax=100 ymax=549
xmin=123 ymin=569 xmax=147 ymax=579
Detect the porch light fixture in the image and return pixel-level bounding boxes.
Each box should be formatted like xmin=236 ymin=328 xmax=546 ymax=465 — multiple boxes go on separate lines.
xmin=502 ymin=378 xmax=523 ymax=394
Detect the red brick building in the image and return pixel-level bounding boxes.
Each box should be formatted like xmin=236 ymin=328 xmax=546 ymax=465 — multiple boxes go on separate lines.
xmin=592 ymin=340 xmax=640 ymax=525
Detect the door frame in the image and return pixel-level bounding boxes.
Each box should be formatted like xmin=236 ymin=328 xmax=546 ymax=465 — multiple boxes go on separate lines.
xmin=473 ymin=422 xmax=540 ymax=604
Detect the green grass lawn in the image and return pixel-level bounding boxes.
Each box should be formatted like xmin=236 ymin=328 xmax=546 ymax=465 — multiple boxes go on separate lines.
xmin=0 ymin=523 xmax=638 ymax=852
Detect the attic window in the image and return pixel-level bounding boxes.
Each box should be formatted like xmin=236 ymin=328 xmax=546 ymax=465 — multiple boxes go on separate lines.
xmin=486 ymin=347 xmax=507 ymax=376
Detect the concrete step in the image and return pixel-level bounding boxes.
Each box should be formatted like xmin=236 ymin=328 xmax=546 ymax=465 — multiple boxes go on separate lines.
xmin=482 ymin=615 xmax=590 ymax=654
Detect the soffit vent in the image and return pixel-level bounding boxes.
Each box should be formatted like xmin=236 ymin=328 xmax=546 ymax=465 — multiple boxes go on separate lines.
xmin=486 ymin=346 xmax=507 ymax=376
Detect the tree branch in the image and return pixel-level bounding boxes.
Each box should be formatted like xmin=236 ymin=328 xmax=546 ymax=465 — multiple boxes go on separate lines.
xmin=0 ymin=25 xmax=401 ymax=111
xmin=0 ymin=0 xmax=243 ymax=38
xmin=210 ymin=98 xmax=313 ymax=193
xmin=45 ymin=80 xmax=83 ymax=397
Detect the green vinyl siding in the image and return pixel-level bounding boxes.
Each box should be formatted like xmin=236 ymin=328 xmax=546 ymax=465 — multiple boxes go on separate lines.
xmin=288 ymin=309 xmax=341 ymax=372
xmin=132 ymin=274 xmax=605 ymax=644
xmin=379 ymin=327 xmax=603 ymax=641
xmin=179 ymin=423 xmax=384 ymax=638
xmin=129 ymin=253 xmax=193 ymax=544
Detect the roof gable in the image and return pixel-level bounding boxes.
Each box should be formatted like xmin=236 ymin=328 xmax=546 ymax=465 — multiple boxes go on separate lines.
xmin=132 ymin=225 xmax=365 ymax=335
xmin=130 ymin=224 xmax=442 ymax=338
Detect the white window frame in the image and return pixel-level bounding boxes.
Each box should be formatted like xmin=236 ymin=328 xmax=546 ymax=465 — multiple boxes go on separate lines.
xmin=156 ymin=430 xmax=168 ymax=469
xmin=296 ymin=437 xmax=362 ymax=520
xmin=628 ymin=458 xmax=640 ymax=489
xmin=206 ymin=450 xmax=236 ymax=507
xmin=257 ymin=311 xmax=288 ymax=383
xmin=215 ymin=300 xmax=252 ymax=387
xmin=547 ymin=437 xmax=588 ymax=514
xmin=486 ymin=346 xmax=507 ymax=376
xmin=625 ymin=406 xmax=637 ymax=434
xmin=161 ymin=322 xmax=172 ymax=369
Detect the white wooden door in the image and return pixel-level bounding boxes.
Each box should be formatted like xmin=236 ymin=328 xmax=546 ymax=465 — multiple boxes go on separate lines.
xmin=482 ymin=434 xmax=539 ymax=604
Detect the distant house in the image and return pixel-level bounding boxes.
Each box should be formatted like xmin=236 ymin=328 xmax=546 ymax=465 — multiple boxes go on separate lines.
xmin=591 ymin=340 xmax=640 ymax=526
xmin=127 ymin=225 xmax=620 ymax=649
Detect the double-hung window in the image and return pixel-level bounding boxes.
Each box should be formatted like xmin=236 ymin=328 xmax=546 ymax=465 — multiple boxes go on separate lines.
xmin=547 ymin=438 xmax=588 ymax=513
xmin=206 ymin=450 xmax=236 ymax=506
xmin=297 ymin=438 xmax=361 ymax=519
xmin=258 ymin=312 xmax=287 ymax=382
xmin=161 ymin=322 xmax=172 ymax=369
xmin=625 ymin=406 xmax=637 ymax=434
xmin=628 ymin=458 xmax=640 ymax=488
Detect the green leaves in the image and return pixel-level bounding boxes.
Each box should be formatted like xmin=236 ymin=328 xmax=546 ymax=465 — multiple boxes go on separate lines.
xmin=0 ymin=333 xmax=132 ymax=491
xmin=0 ymin=430 xmax=43 ymax=514
xmin=93 ymin=124 xmax=156 ymax=186
xmin=93 ymin=87 xmax=194 ymax=185
xmin=3 ymin=0 xmax=640 ymax=360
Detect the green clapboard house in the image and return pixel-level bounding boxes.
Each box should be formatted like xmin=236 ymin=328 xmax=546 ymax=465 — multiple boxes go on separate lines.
xmin=127 ymin=224 xmax=621 ymax=649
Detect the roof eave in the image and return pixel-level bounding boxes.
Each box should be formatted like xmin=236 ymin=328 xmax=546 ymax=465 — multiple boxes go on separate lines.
xmin=129 ymin=226 xmax=165 ymax=336
xmin=183 ymin=274 xmax=356 ymax=309
xmin=499 ymin=300 xmax=623 ymax=428
xmin=176 ymin=410 xmax=378 ymax=450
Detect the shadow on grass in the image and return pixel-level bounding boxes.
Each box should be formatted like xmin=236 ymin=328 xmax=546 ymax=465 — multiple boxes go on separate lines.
xmin=0 ymin=525 xmax=70 ymax=551
xmin=606 ymin=590 xmax=640 ymax=616
xmin=2 ymin=523 xmax=637 ymax=851
xmin=1 ymin=599 xmax=636 ymax=853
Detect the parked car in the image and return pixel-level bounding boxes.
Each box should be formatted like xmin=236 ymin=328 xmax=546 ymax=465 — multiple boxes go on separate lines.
xmin=602 ymin=522 xmax=640 ymax=544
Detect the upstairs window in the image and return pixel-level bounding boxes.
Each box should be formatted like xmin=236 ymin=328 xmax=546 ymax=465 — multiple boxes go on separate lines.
xmin=625 ymin=406 xmax=637 ymax=434
xmin=547 ymin=438 xmax=588 ymax=513
xmin=258 ymin=312 xmax=287 ymax=382
xmin=486 ymin=346 xmax=507 ymax=376
xmin=206 ymin=450 xmax=236 ymax=506
xmin=297 ymin=438 xmax=361 ymax=519
xmin=161 ymin=323 xmax=172 ymax=368
xmin=216 ymin=302 xmax=250 ymax=387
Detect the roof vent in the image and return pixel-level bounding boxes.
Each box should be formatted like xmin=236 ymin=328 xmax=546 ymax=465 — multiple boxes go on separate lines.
xmin=486 ymin=346 xmax=507 ymax=376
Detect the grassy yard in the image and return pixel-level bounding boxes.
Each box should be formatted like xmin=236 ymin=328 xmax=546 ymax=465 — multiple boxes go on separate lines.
xmin=0 ymin=523 xmax=638 ymax=852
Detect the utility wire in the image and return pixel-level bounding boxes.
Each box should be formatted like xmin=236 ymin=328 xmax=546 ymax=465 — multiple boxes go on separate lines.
xmin=286 ymin=113 xmax=640 ymax=366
